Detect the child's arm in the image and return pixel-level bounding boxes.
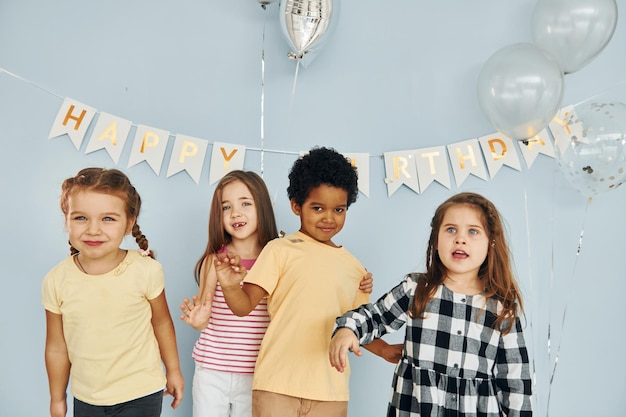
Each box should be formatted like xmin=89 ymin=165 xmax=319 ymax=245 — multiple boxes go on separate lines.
xmin=45 ymin=310 xmax=70 ymax=417
xmin=495 ymin=317 xmax=533 ymax=416
xmin=329 ymin=328 xmax=362 ymax=372
xmin=149 ymin=291 xmax=184 ymax=409
xmin=214 ymin=253 xmax=267 ymax=316
xmin=362 ymin=339 xmax=403 ymax=364
xmin=180 ymin=255 xmax=216 ymax=330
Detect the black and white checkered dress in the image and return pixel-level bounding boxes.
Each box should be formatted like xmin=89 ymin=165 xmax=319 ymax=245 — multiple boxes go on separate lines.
xmin=335 ymin=273 xmax=532 ymax=417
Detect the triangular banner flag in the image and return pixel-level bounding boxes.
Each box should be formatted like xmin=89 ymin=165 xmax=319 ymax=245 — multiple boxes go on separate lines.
xmin=548 ymin=105 xmax=585 ymax=153
xmin=517 ymin=129 xmax=555 ymax=168
xmin=84 ymin=113 xmax=132 ymax=164
xmin=414 ymin=146 xmax=451 ymax=192
xmin=127 ymin=124 xmax=170 ymax=175
xmin=478 ymin=133 xmax=521 ymax=179
xmin=166 ymin=134 xmax=209 ymax=184
xmin=209 ymin=142 xmax=246 ymax=185
xmin=447 ymin=139 xmax=488 ymax=187
xmin=48 ymin=98 xmax=97 ymax=150
xmin=383 ymin=150 xmax=420 ymax=196
xmin=344 ymin=153 xmax=370 ymax=198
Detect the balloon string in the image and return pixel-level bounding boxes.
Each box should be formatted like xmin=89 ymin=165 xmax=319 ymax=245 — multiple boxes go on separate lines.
xmin=260 ymin=21 xmax=266 ymax=177
xmin=541 ymin=170 xmax=558 ymax=417
xmin=522 ymin=182 xmax=539 ymax=414
xmin=290 ymin=60 xmax=300 ymax=108
xmin=545 ymin=199 xmax=589 ymax=416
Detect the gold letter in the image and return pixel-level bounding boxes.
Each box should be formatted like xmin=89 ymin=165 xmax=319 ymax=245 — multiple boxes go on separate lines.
xmin=220 ymin=147 xmax=238 ymax=170
xmin=393 ymin=157 xmax=410 ymax=179
xmin=455 ymin=145 xmax=477 ymax=170
xmin=525 ymin=135 xmax=546 ymax=151
xmin=420 ymin=151 xmax=440 ymax=175
xmin=488 ymin=138 xmax=507 ymax=161
xmin=140 ymin=131 xmax=159 ymax=153
xmin=63 ymin=105 xmax=87 ymax=131
xmin=552 ymin=111 xmax=571 ymax=135
xmin=98 ymin=122 xmax=117 ymax=146
xmin=179 ymin=141 xmax=198 ymax=163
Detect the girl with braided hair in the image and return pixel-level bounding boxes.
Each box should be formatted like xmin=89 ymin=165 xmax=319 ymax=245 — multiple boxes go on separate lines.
xmin=43 ymin=167 xmax=184 ymax=417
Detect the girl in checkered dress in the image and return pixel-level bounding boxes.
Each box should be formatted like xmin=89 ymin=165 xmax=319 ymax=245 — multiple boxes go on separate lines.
xmin=330 ymin=192 xmax=532 ymax=417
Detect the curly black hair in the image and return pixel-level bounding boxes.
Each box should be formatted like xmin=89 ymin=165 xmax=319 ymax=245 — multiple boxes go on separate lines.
xmin=287 ymin=147 xmax=359 ymax=207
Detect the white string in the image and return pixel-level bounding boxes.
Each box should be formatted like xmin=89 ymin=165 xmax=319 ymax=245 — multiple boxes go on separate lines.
xmin=290 ymin=60 xmax=300 ymax=108
xmin=545 ymin=199 xmax=589 ymax=416
xmin=260 ymin=22 xmax=267 ymax=177
xmin=1 ymin=67 xmax=625 ymax=159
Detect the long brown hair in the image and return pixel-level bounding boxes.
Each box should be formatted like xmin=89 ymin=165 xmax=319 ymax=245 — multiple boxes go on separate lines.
xmin=193 ymin=170 xmax=278 ymax=284
xmin=60 ymin=167 xmax=154 ymax=259
xmin=410 ymin=192 xmax=524 ymax=333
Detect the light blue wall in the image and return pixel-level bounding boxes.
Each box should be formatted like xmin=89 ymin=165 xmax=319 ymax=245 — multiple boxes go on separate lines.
xmin=1 ymin=1 xmax=625 ymax=416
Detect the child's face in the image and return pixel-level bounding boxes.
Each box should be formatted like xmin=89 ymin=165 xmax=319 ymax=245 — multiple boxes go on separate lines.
xmin=221 ymin=180 xmax=258 ymax=243
xmin=436 ymin=204 xmax=489 ymax=281
xmin=66 ymin=190 xmax=133 ymax=261
xmin=290 ymin=184 xmax=348 ymax=247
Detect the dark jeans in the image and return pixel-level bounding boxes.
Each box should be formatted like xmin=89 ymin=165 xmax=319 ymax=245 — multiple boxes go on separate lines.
xmin=74 ymin=390 xmax=163 ymax=417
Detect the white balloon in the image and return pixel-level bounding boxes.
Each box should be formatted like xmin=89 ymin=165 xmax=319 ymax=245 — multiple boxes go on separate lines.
xmin=477 ymin=43 xmax=564 ymax=141
xmin=556 ymin=101 xmax=626 ymax=198
xmin=279 ymin=0 xmax=340 ymax=68
xmin=531 ymin=0 xmax=617 ymax=74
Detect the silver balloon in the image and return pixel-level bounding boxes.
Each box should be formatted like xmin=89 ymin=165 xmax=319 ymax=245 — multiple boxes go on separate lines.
xmin=258 ymin=0 xmax=277 ymax=9
xmin=532 ymin=0 xmax=618 ymax=74
xmin=477 ymin=43 xmax=564 ymax=141
xmin=556 ymin=101 xmax=626 ymax=198
xmin=279 ymin=0 xmax=340 ymax=68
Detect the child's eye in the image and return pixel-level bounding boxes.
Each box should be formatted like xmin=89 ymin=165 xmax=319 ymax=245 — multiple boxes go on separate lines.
xmin=334 ymin=208 xmax=345 ymax=213
xmin=312 ymin=206 xmax=323 ymax=212
xmin=73 ymin=215 xmax=86 ymax=221
xmin=446 ymin=227 xmax=456 ymax=233
xmin=103 ymin=217 xmax=115 ymax=222
xmin=222 ymin=205 xmax=231 ymax=211
xmin=242 ymin=201 xmax=253 ymax=207
xmin=468 ymin=228 xmax=478 ymax=235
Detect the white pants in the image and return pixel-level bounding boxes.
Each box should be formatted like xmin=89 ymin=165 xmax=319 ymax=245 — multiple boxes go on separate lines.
xmin=192 ymin=365 xmax=253 ymax=417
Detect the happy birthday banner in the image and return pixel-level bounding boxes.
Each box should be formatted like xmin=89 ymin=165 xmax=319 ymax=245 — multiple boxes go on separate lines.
xmin=48 ymin=97 xmax=573 ymax=197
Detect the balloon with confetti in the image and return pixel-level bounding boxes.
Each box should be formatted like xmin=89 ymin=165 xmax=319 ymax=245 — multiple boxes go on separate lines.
xmin=555 ymin=101 xmax=626 ymax=198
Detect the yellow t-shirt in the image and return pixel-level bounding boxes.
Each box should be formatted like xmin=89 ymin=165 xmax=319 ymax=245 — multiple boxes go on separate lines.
xmin=244 ymin=231 xmax=369 ymax=401
xmin=42 ymin=250 xmax=166 ymax=405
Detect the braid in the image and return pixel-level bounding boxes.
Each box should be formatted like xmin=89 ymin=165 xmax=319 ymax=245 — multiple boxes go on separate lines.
xmin=132 ymin=223 xmax=155 ymax=259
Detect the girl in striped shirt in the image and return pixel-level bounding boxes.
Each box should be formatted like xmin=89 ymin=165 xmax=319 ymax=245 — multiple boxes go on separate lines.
xmin=180 ymin=170 xmax=373 ymax=417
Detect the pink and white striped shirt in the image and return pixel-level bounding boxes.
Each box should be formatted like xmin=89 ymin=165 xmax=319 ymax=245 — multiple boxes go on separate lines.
xmin=192 ymin=252 xmax=270 ymax=374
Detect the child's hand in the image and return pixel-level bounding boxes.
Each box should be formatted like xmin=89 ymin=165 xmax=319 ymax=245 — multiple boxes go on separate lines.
xmin=180 ymin=293 xmax=212 ymax=330
xmin=49 ymin=398 xmax=67 ymax=417
xmin=359 ymin=271 xmax=373 ymax=294
xmin=329 ymin=328 xmax=361 ymax=373
xmin=164 ymin=368 xmax=184 ymax=409
xmin=381 ymin=343 xmax=403 ymax=364
xmin=214 ymin=253 xmax=248 ymax=290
